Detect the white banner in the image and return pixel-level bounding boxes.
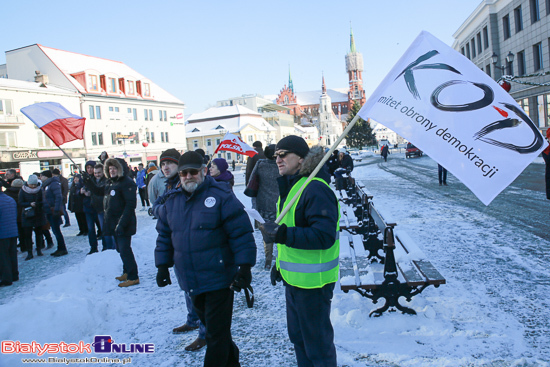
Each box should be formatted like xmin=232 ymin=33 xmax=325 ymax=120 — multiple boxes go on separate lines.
xmin=358 ymin=31 xmax=547 ymax=205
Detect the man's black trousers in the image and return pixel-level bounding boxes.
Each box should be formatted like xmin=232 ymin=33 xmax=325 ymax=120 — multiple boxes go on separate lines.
xmin=286 ymin=282 xmax=337 ymax=367
xmin=0 ymin=237 xmax=18 ymax=284
xmin=191 ymin=288 xmax=240 ymax=367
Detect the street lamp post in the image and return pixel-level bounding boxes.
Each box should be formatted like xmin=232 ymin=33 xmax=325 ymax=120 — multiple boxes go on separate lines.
xmin=492 ymin=51 xmax=515 ymax=73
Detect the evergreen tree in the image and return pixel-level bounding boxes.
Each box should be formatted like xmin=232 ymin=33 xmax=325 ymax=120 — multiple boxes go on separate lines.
xmin=345 ymin=101 xmax=376 ymax=149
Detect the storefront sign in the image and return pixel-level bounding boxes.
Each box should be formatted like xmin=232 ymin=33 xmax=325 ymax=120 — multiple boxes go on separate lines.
xmin=12 ymin=151 xmax=38 ymax=160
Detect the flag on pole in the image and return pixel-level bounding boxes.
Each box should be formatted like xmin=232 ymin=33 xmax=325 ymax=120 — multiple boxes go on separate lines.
xmin=357 ymin=31 xmax=547 ymax=205
xmin=21 ymin=102 xmax=86 ymax=146
xmin=214 ymin=132 xmax=258 ymax=157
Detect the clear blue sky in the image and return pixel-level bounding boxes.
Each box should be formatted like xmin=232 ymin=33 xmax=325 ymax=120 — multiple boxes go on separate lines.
xmin=0 ymin=0 xmax=482 ymax=115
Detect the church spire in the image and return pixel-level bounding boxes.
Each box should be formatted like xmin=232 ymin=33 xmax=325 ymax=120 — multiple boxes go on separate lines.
xmin=322 ymin=73 xmax=326 ymax=94
xmin=350 ymin=24 xmax=357 ymax=53
xmin=288 ymin=65 xmax=294 ymax=93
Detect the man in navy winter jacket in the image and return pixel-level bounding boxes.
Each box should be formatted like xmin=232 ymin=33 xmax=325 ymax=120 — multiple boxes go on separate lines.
xmin=0 ymin=191 xmax=19 ymax=286
xmin=40 ymin=170 xmax=68 ymax=257
xmin=155 ymin=151 xmax=256 ymax=367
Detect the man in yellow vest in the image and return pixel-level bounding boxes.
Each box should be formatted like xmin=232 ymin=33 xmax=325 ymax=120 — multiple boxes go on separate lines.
xmin=260 ymin=135 xmax=339 ymax=367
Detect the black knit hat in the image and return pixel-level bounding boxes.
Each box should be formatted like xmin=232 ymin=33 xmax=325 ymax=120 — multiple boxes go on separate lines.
xmin=52 ymin=168 xmax=61 ymax=175
xmin=160 ymin=148 xmax=181 ymax=164
xmin=40 ymin=170 xmax=52 ymax=178
xmin=276 ymin=135 xmax=310 ymax=158
xmin=253 ymin=141 xmax=263 ymax=148
xmin=264 ymin=144 xmax=276 ymax=160
xmin=178 ymin=151 xmax=205 ymax=171
xmin=194 ymin=148 xmax=206 ymax=158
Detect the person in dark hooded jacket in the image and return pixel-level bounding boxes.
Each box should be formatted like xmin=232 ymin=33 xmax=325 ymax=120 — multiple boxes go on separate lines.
xmin=40 ymin=170 xmax=68 ymax=257
xmin=83 ymin=158 xmax=139 ymax=287
xmin=68 ymin=174 xmax=88 ymax=236
xmin=19 ymin=175 xmax=47 ymax=260
xmin=98 ymin=151 xmax=109 ymax=165
xmin=80 ymin=161 xmax=101 ymax=254
xmin=259 ymin=135 xmax=339 ymax=367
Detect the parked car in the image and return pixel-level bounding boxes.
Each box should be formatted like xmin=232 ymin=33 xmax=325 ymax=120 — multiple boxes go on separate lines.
xmin=405 ymin=143 xmax=423 ymax=158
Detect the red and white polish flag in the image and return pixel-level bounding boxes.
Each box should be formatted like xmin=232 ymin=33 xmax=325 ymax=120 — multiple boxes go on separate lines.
xmin=20 ymin=102 xmax=85 ymax=146
xmin=214 ymin=132 xmax=258 ymax=158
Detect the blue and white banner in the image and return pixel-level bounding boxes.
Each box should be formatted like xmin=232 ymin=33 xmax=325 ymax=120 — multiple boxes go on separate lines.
xmin=358 ymin=31 xmax=548 ymax=205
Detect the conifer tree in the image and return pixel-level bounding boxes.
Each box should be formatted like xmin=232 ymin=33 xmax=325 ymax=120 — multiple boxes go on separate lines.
xmin=345 ymin=101 xmax=376 ymax=149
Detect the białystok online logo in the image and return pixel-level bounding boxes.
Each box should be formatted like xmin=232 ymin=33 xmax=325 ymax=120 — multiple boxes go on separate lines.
xmin=1 ymin=335 xmax=155 ymax=356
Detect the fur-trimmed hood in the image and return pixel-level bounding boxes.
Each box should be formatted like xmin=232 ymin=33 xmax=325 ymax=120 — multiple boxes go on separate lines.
xmin=299 ymin=146 xmax=326 ymax=176
xmin=104 ymin=158 xmax=128 ymax=179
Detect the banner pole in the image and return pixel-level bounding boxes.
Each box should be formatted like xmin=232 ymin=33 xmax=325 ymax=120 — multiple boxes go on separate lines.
xmin=55 ymin=145 xmax=80 ymax=173
xmin=275 ymin=113 xmax=363 ymax=224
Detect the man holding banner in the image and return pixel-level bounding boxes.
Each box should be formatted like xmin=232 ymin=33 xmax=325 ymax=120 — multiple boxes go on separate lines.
xmin=259 ymin=135 xmax=339 ymax=367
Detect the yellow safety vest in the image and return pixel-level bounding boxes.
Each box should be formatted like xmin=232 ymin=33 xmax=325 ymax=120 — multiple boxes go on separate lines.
xmin=276 ymin=177 xmax=340 ymax=289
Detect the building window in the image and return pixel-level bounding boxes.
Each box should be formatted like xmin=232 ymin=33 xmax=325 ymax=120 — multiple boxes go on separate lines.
xmin=91 ymin=132 xmax=97 ymax=146
xmin=193 ymin=140 xmax=198 ymax=148
xmin=537 ymin=95 xmax=545 ymax=127
xmin=514 ymin=6 xmax=523 ymax=32
xmin=151 ymin=132 xmax=155 ymax=143
xmin=165 ymin=132 xmax=169 ymax=143
xmin=517 ymin=51 xmax=526 ymax=75
xmin=483 ymin=26 xmax=489 ymax=49
xmin=127 ymin=80 xmax=135 ymax=95
xmin=471 ymin=39 xmax=476 ymax=58
xmin=476 ymin=33 xmax=482 ymax=54
xmin=144 ymin=109 xmax=148 ymax=121
xmin=37 ymin=130 xmax=54 ymax=147
xmin=226 ymin=152 xmax=231 ymax=160
xmin=96 ymin=106 xmax=101 ymax=119
xmin=163 ymin=111 xmax=167 ymax=121
xmin=465 ymin=43 xmax=471 ymax=59
xmin=132 ymin=108 xmax=137 ymax=121
xmin=461 ymin=47 xmax=465 ymax=55
xmin=547 ymin=0 xmax=550 ymax=15
xmin=521 ymin=98 xmax=530 ymax=117
xmin=207 ymin=139 xmax=212 ymax=146
xmin=144 ymin=83 xmax=151 ymax=97
xmin=506 ymin=60 xmax=514 ymax=75
xmin=111 ymin=133 xmax=116 ymax=145
xmin=149 ymin=109 xmax=153 ymax=121
xmin=161 ymin=132 xmax=165 ymax=142
xmin=530 ymin=0 xmax=540 ymax=23
xmin=98 ymin=132 xmax=103 ymax=145
xmin=0 ymin=131 xmax=16 ymax=147
xmin=89 ymin=105 xmax=95 ymax=119
xmin=503 ymin=14 xmax=511 ymax=40
xmin=216 ymin=138 xmax=221 ymax=145
xmin=533 ymin=42 xmax=543 ymax=71
xmin=88 ymin=75 xmax=98 ymax=91
xmin=159 ymin=110 xmax=163 ymax=121
xmin=108 ymin=78 xmax=117 ymax=93
xmin=486 ymin=64 xmax=491 ymax=76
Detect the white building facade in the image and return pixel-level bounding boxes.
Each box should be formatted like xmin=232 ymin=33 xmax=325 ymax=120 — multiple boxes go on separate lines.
xmin=453 ymin=0 xmax=550 ymax=135
xmin=1 ymin=44 xmax=186 ymax=175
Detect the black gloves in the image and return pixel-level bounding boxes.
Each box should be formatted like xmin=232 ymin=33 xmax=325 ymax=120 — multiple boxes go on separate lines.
xmin=231 ymin=265 xmax=252 ymax=292
xmin=156 ymin=266 xmax=171 ymax=287
xmin=259 ymin=222 xmax=281 ymax=244
xmin=81 ymin=172 xmax=91 ymax=182
xmin=270 ymin=265 xmax=282 ymax=286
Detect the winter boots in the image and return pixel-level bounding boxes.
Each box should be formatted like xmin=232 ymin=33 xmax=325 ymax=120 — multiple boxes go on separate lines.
xmin=25 ymin=251 xmax=33 ymax=261
xmin=185 ymin=337 xmax=206 ymax=352
xmin=115 ymin=273 xmax=128 ymax=281
xmin=87 ymin=247 xmax=98 ymax=255
xmin=118 ymin=278 xmax=140 ymax=287
xmin=172 ymin=324 xmax=199 ymax=334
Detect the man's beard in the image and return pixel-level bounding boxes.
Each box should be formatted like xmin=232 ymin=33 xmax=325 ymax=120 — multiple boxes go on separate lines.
xmin=181 ymin=171 xmax=204 ymax=193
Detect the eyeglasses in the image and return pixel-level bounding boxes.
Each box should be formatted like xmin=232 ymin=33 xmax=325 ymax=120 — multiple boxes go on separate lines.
xmin=273 ymin=151 xmax=292 ymax=159
xmin=179 ymin=169 xmax=200 ymax=177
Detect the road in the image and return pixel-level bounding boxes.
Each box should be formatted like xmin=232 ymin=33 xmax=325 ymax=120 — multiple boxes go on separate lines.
xmin=352 ymin=153 xmax=550 ymax=359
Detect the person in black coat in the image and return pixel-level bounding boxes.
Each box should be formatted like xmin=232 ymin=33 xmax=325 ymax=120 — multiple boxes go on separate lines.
xmin=83 ymin=158 xmax=139 ymax=287
xmin=40 ymin=170 xmax=67 ymax=257
xmin=19 ymin=175 xmax=47 ymax=260
xmin=68 ymin=174 xmax=88 ymax=236
xmin=6 ymin=179 xmax=24 ymax=251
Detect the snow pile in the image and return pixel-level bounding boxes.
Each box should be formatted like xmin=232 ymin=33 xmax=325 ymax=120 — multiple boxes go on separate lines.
xmin=0 ymin=161 xmax=548 ymax=366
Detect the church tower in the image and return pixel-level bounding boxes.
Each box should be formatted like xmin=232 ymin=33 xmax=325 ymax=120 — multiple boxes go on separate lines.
xmin=318 ymin=74 xmax=343 ymax=147
xmin=345 ymin=26 xmax=366 ymax=110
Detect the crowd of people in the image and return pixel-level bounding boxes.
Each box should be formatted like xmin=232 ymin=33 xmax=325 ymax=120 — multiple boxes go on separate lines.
xmin=1 ymin=138 xmax=358 ymax=367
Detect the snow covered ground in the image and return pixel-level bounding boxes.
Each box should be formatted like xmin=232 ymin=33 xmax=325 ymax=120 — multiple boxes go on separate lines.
xmin=1 ymin=157 xmax=549 ymax=367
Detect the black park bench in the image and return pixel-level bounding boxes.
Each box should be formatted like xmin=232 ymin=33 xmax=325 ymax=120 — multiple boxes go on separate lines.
xmin=336 ymin=179 xmax=446 ymax=316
